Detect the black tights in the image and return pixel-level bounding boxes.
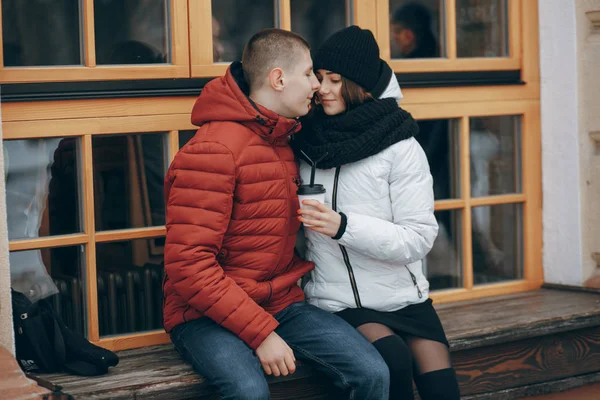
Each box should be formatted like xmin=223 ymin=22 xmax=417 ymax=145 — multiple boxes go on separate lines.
xmin=358 ymin=323 xmax=460 ymax=400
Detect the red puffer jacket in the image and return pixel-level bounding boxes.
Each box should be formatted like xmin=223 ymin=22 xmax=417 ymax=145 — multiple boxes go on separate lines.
xmin=162 ymin=62 xmax=313 ymax=350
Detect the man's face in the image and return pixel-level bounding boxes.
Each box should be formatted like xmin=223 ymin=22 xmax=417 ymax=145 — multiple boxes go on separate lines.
xmin=392 ymin=23 xmax=416 ymax=56
xmin=278 ymin=49 xmax=321 ymax=118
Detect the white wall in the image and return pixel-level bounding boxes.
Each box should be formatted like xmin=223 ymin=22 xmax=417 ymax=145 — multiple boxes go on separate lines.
xmin=539 ymin=0 xmax=583 ymax=285
xmin=0 ymin=95 xmax=15 ymax=354
xmin=539 ymin=0 xmax=600 ymax=285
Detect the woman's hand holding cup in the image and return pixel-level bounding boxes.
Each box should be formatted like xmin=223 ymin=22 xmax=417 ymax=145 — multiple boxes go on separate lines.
xmin=297 ymin=200 xmax=341 ymax=237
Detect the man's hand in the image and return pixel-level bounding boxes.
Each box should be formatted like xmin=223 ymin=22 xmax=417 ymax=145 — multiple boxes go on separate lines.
xmin=255 ymin=331 xmax=296 ymax=376
xmin=298 ymin=200 xmax=342 ymax=237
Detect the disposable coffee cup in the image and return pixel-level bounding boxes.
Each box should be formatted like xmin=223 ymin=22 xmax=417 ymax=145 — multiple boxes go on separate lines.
xmin=297 ymin=184 xmax=326 ymax=226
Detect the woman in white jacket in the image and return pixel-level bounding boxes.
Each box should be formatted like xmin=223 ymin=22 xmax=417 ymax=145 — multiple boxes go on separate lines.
xmin=294 ymin=26 xmax=460 ymax=400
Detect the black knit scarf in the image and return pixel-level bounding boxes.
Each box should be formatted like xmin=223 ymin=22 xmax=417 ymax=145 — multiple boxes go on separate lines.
xmin=292 ymin=98 xmax=419 ymax=169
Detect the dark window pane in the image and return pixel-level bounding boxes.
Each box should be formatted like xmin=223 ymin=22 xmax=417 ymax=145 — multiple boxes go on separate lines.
xmin=389 ymin=0 xmax=444 ymax=59
xmin=2 ymin=0 xmax=82 ymax=66
xmin=94 ymin=0 xmax=170 ymax=64
xmin=4 ymin=138 xmax=82 ymax=241
xmin=97 ymin=239 xmax=164 ymax=336
xmin=291 ymin=0 xmax=349 ymax=49
xmin=11 ymin=246 xmax=86 ymax=336
xmin=212 ymin=0 xmax=275 ymax=62
xmin=470 ymin=116 xmax=521 ymax=196
xmin=179 ymin=130 xmax=196 ymax=149
xmin=472 ymin=203 xmax=523 ymax=284
xmin=425 ymin=210 xmax=462 ymax=290
xmin=93 ymin=133 xmax=168 ymax=230
xmin=456 ymin=0 xmax=508 ymax=57
xmin=416 ymin=119 xmax=460 ymax=200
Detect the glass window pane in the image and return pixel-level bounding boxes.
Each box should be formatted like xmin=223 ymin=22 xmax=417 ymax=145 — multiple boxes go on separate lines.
xmin=470 ymin=116 xmax=521 ymax=196
xmin=389 ymin=0 xmax=444 ymax=59
xmin=212 ymin=0 xmax=275 ymax=62
xmin=11 ymin=245 xmax=86 ymax=336
xmin=291 ymin=0 xmax=349 ymax=49
xmin=97 ymin=239 xmax=164 ymax=336
xmin=2 ymin=0 xmax=82 ymax=66
xmin=93 ymin=133 xmax=168 ymax=231
xmin=472 ymin=203 xmax=523 ymax=284
xmin=425 ymin=210 xmax=462 ymax=290
xmin=456 ymin=0 xmax=508 ymax=58
xmin=416 ymin=119 xmax=460 ymax=200
xmin=94 ymin=0 xmax=170 ymax=65
xmin=4 ymin=138 xmax=82 ymax=241
xmin=179 ymin=130 xmax=196 ymax=149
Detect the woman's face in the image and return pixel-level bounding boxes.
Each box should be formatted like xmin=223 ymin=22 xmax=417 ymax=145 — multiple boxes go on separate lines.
xmin=316 ymin=69 xmax=346 ymax=116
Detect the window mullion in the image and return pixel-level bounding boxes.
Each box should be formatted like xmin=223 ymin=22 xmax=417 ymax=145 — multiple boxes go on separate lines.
xmin=82 ymin=134 xmax=100 ymax=342
xmin=445 ymin=0 xmax=457 ymax=59
xmin=278 ymin=0 xmax=291 ymax=30
xmin=460 ymin=116 xmax=473 ymax=290
xmin=83 ymin=0 xmax=96 ymax=67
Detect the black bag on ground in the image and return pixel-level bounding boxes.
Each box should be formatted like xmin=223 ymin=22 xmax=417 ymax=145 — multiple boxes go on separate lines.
xmin=11 ymin=289 xmax=119 ymax=376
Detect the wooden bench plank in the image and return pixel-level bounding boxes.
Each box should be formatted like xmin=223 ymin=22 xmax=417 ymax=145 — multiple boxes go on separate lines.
xmin=38 ymin=288 xmax=600 ymax=399
xmin=455 ymin=326 xmax=600 ymax=395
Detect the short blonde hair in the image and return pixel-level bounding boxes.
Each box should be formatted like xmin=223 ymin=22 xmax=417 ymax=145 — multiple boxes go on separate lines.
xmin=242 ymin=29 xmax=311 ymax=90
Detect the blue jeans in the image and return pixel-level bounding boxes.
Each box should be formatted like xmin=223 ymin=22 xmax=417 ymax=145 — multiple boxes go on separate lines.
xmin=170 ymin=301 xmax=389 ymax=400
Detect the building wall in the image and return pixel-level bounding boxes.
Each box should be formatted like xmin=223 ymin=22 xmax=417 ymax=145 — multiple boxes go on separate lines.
xmin=0 ymin=98 xmax=15 ymax=354
xmin=539 ymin=0 xmax=600 ymax=286
xmin=539 ymin=0 xmax=583 ymax=285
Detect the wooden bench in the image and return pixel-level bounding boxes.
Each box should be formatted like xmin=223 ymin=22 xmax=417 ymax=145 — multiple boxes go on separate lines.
xmin=39 ymin=287 xmax=600 ymax=399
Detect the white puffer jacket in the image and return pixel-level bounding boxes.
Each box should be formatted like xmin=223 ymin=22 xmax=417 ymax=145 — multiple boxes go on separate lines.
xmin=300 ymin=75 xmax=438 ymax=313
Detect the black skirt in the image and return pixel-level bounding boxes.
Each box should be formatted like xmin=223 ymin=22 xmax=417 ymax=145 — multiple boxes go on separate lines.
xmin=335 ymin=299 xmax=449 ymax=347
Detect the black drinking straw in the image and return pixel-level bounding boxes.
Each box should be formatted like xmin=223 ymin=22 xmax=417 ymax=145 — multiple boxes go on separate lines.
xmin=300 ymin=151 xmax=328 ymax=187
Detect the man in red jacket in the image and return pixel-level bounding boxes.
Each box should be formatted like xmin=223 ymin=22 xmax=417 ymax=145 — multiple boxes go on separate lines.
xmin=163 ymin=29 xmax=389 ymax=399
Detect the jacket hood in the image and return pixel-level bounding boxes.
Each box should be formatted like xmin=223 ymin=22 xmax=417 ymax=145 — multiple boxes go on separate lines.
xmin=379 ymin=73 xmax=403 ymax=104
xmin=191 ymin=61 xmax=301 ymax=143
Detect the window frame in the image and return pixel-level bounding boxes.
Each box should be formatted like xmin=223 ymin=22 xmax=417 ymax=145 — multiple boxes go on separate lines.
xmin=378 ymin=0 xmax=522 ymax=73
xmin=0 ymin=0 xmax=190 ymax=83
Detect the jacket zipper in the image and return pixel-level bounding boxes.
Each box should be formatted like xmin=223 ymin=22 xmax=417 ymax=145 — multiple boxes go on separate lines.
xmin=405 ymin=266 xmax=423 ymax=299
xmin=332 ymin=166 xmax=363 ymax=308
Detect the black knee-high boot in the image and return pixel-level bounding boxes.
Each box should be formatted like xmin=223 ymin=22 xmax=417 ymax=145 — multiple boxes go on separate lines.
xmin=414 ymin=368 xmax=460 ymax=400
xmin=372 ymin=335 xmax=415 ymax=400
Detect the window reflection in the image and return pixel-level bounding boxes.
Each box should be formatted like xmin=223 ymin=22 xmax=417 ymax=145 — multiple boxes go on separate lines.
xmin=11 ymin=245 xmax=85 ymax=336
xmin=473 ymin=204 xmax=523 ymax=284
xmin=4 ymin=138 xmax=82 ymax=241
xmin=97 ymin=239 xmax=164 ymax=336
xmin=456 ymin=0 xmax=508 ymax=57
xmin=291 ymin=0 xmax=349 ymax=50
xmin=390 ymin=0 xmax=443 ymax=59
xmin=416 ymin=119 xmax=460 ymax=201
xmin=470 ymin=116 xmax=522 ymax=196
xmin=2 ymin=0 xmax=82 ymax=66
xmin=93 ymin=133 xmax=168 ymax=231
xmin=94 ymin=0 xmax=170 ymax=65
xmin=211 ymin=0 xmax=275 ymax=62
xmin=425 ymin=210 xmax=462 ymax=290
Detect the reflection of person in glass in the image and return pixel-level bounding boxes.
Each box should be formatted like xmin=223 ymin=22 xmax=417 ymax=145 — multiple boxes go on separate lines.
xmin=391 ymin=2 xmax=439 ymax=58
xmin=294 ymin=26 xmax=460 ymax=400
xmin=163 ymin=29 xmax=389 ymax=399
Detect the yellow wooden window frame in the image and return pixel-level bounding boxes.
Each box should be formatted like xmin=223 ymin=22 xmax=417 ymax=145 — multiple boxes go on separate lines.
xmin=0 ymin=0 xmax=190 ymax=83
xmin=377 ymin=0 xmax=522 ymax=72
xmin=190 ymin=0 xmax=522 ymax=77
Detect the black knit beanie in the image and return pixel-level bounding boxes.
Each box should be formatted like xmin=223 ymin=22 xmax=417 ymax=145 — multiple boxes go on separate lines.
xmin=313 ymin=25 xmax=393 ymax=98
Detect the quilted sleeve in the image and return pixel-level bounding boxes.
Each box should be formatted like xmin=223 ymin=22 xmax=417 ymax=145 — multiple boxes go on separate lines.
xmin=164 ymin=141 xmax=278 ymax=350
